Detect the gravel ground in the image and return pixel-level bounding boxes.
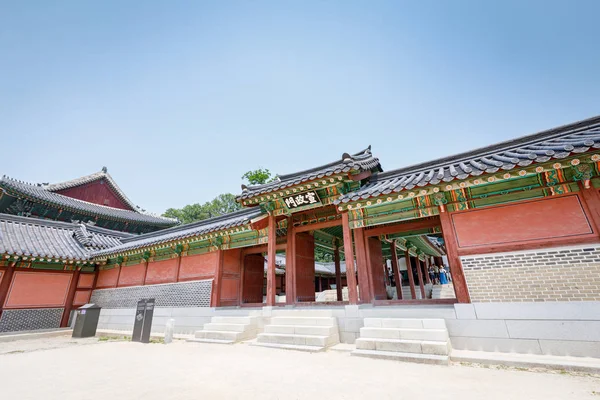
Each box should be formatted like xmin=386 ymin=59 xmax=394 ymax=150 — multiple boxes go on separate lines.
xmin=0 ymin=336 xmax=599 ymax=400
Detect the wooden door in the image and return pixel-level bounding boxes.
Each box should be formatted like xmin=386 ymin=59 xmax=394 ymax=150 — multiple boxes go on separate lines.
xmin=242 ymin=254 xmax=264 ymax=303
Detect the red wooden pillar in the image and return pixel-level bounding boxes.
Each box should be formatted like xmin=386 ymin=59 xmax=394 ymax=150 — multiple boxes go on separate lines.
xmin=438 ymin=206 xmax=470 ymax=303
xmin=353 ymin=228 xmax=372 ymax=303
xmin=416 ymin=258 xmax=426 ymax=299
xmin=577 ymin=182 xmax=600 ymax=233
xmin=318 ymin=276 xmax=323 ymax=292
xmin=0 ymin=266 xmax=16 ymax=322
xmin=341 ymin=213 xmax=359 ymax=304
xmin=175 ymin=254 xmax=183 ymax=282
xmin=405 ymin=251 xmax=417 ymax=299
xmin=285 ymin=217 xmax=296 ymax=304
xmin=60 ymin=267 xmax=81 ymax=327
xmin=334 ymin=242 xmax=342 ymax=301
xmin=389 ymin=241 xmax=403 ymax=300
xmin=210 ymin=249 xmax=224 ymax=307
xmin=266 ymin=214 xmax=277 ymax=306
xmin=142 ymin=260 xmax=149 ymax=285
xmin=115 ymin=264 xmax=122 ymax=288
xmin=424 ymin=258 xmax=432 ymax=284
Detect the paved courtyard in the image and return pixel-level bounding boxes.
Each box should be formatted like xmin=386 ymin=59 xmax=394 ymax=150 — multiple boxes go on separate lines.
xmin=0 ymin=336 xmax=599 ymax=400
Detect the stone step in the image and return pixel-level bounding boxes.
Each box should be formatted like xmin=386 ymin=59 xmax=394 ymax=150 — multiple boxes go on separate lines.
xmin=195 ymin=330 xmax=248 ymax=341
xmin=250 ymin=341 xmax=325 ymax=353
xmin=360 ymin=327 xmax=448 ymax=341
xmin=187 ymin=338 xmax=235 ymax=345
xmin=351 ymin=349 xmax=449 ymax=365
xmin=364 ymin=318 xmax=446 ymax=329
xmin=355 ymin=338 xmax=450 ymax=355
xmin=203 ymin=323 xmax=249 ymax=332
xmin=211 ymin=316 xmax=258 ymax=325
xmin=271 ymin=309 xmax=334 ymax=318
xmin=264 ymin=324 xmax=338 ymax=336
xmin=257 ymin=332 xmax=339 ymax=347
xmin=270 ymin=316 xmax=337 ymax=327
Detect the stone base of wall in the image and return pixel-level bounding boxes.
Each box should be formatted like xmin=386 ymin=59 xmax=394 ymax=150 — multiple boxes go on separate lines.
xmin=0 ymin=308 xmax=64 ymax=333
xmin=461 ymin=244 xmax=600 ymax=302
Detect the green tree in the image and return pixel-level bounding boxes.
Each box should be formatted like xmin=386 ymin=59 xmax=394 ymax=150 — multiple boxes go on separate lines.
xmin=163 ymin=193 xmax=241 ymax=224
xmin=242 ymin=168 xmax=276 ymax=185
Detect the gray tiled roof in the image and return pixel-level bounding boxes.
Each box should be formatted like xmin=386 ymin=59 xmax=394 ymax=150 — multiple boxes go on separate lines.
xmin=93 ymin=207 xmax=263 ymax=257
xmin=0 ymin=213 xmax=132 ymax=260
xmin=44 ymin=167 xmax=138 ymax=211
xmin=0 ymin=176 xmax=177 ymax=227
xmin=237 ymin=146 xmax=382 ymax=200
xmin=336 ymin=116 xmax=600 ymax=204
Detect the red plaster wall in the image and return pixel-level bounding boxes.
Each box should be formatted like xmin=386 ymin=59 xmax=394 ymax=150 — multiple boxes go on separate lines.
xmin=5 ymin=271 xmax=72 ymax=308
xmin=118 ymin=263 xmax=146 ymax=287
xmin=54 ymin=180 xmax=133 ymax=210
xmin=242 ymin=254 xmax=264 ymax=303
xmin=295 ymin=233 xmax=315 ymax=302
xmin=73 ymin=290 xmax=92 ymax=306
xmin=145 ymin=258 xmax=178 ymax=285
xmin=452 ymin=195 xmax=595 ymax=249
xmin=220 ymin=248 xmax=242 ymax=306
xmin=179 ymin=252 xmax=217 ymax=281
xmin=367 ymin=237 xmax=387 ymax=300
xmin=96 ymin=267 xmax=119 ymax=288
xmin=77 ymin=273 xmax=95 ymax=289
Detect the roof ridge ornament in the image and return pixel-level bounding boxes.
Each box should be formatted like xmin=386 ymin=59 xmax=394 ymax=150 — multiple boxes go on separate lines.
xmin=342 ymin=153 xmax=353 ymax=163
xmin=101 ymin=166 xmax=107 ymax=173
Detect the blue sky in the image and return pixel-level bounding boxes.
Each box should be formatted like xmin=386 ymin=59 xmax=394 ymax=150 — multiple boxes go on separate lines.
xmin=1 ymin=1 xmax=599 ymax=214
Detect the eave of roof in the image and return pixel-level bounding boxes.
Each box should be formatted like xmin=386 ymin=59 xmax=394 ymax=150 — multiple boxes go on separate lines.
xmin=0 ymin=176 xmax=177 ymax=227
xmin=92 ymin=207 xmax=264 ymax=258
xmin=237 ymin=146 xmax=382 ymax=201
xmin=336 ymin=115 xmax=600 ymax=204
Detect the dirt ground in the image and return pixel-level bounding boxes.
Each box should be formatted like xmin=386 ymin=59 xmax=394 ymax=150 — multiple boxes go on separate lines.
xmin=0 ymin=335 xmax=599 ymax=400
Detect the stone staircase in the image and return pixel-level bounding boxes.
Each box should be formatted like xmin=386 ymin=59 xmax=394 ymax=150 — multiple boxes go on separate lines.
xmin=252 ymin=310 xmax=340 ymax=352
xmin=432 ymin=283 xmax=456 ymax=299
xmin=188 ymin=316 xmax=259 ymax=344
xmin=352 ymin=318 xmax=451 ymax=365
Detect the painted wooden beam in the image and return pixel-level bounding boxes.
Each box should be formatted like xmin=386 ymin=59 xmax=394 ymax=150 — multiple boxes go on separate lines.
xmin=341 ymin=212 xmax=359 ymax=304
xmin=294 ymin=218 xmax=341 ymax=233
xmin=364 ymin=217 xmax=440 ymax=237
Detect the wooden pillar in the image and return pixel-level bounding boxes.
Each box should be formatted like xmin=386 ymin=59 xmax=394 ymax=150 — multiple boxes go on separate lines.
xmin=285 ymin=217 xmax=296 ymax=304
xmin=341 ymin=213 xmax=358 ymax=304
xmin=0 ymin=266 xmax=16 ymax=322
xmin=424 ymin=258 xmax=431 ymax=284
xmin=416 ymin=258 xmax=426 ymax=299
xmin=405 ymin=251 xmax=417 ymax=300
xmin=577 ymin=181 xmax=600 ymax=233
xmin=210 ymin=249 xmax=225 ymax=307
xmin=389 ymin=241 xmax=402 ymax=300
xmin=334 ymin=242 xmax=342 ymax=301
xmin=318 ymin=276 xmax=323 ymax=292
xmin=142 ymin=260 xmax=149 ymax=285
xmin=266 ymin=214 xmax=277 ymax=306
xmin=115 ymin=264 xmax=122 ymax=288
xmin=353 ymin=228 xmax=372 ymax=303
xmin=438 ymin=206 xmax=470 ymax=303
xmin=60 ymin=268 xmax=81 ymax=327
xmin=175 ymin=254 xmax=183 ymax=282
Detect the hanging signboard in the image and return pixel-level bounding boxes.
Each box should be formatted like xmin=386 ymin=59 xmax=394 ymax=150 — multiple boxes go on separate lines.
xmin=282 ymin=190 xmax=322 ymax=210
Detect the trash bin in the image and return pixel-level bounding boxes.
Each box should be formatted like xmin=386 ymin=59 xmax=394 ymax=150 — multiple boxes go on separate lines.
xmin=72 ymin=303 xmax=102 ymax=338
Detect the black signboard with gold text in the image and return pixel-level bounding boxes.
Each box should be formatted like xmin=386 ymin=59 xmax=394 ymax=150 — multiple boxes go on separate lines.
xmin=282 ymin=190 xmax=322 ymax=210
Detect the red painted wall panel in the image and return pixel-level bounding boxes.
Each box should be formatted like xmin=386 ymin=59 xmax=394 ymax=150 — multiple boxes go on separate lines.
xmin=77 ymin=273 xmax=95 ymax=289
xmin=242 ymin=254 xmax=264 ymax=303
xmin=223 ymin=248 xmax=242 ymax=274
xmin=145 ymin=258 xmax=178 ymax=285
xmin=452 ymin=195 xmax=594 ymax=249
xmin=367 ymin=237 xmax=387 ymax=300
xmin=96 ymin=268 xmax=119 ymax=288
xmin=178 ymin=252 xmax=217 ymax=281
xmin=5 ymin=271 xmax=72 ymax=308
xmin=118 ymin=263 xmax=145 ymax=287
xmin=73 ymin=290 xmax=92 ymax=306
xmin=55 ymin=180 xmax=132 ymax=210
xmin=296 ymin=233 xmax=315 ymax=302
xmin=220 ymin=248 xmax=242 ymax=305
xmin=220 ymin=278 xmax=240 ymax=305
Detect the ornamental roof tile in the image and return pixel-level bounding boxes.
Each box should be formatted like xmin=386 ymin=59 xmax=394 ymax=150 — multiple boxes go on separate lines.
xmin=93 ymin=207 xmax=263 ymax=257
xmin=237 ymin=146 xmax=382 ymax=201
xmin=0 ymin=176 xmax=177 ymax=227
xmin=0 ymin=213 xmax=132 ymax=261
xmin=44 ymin=167 xmax=138 ymax=211
xmin=335 ymin=116 xmax=600 ymax=204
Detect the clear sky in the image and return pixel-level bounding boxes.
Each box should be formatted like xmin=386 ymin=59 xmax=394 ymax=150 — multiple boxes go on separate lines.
xmin=1 ymin=1 xmax=599 ymax=214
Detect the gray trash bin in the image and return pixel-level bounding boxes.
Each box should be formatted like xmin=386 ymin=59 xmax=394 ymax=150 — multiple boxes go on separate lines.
xmin=72 ymin=304 xmax=102 ymax=338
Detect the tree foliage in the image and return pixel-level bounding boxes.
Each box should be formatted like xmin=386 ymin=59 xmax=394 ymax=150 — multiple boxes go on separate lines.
xmin=242 ymin=168 xmax=276 ymax=185
xmin=163 ymin=193 xmax=241 ymax=224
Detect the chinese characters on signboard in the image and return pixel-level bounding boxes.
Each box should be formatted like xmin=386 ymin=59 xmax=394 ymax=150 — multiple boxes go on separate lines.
xmin=283 ymin=190 xmax=321 ymax=210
